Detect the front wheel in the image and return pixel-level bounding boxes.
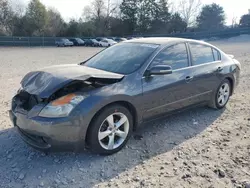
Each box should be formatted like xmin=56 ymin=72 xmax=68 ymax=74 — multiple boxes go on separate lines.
xmin=87 ymin=105 xmax=133 ymax=155
xmin=209 ymin=79 xmax=231 ymax=109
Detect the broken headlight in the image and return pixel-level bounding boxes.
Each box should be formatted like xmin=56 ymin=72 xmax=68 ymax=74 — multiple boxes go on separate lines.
xmin=39 ymin=93 xmax=86 ymax=118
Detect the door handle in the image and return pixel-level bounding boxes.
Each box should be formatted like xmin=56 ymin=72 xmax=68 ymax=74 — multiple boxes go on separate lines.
xmin=185 ymin=76 xmax=193 ymax=82
xmin=217 ymin=67 xmax=223 ymax=72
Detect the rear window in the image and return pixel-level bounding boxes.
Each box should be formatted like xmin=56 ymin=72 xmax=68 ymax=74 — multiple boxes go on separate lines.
xmin=189 ymin=43 xmax=214 ymax=65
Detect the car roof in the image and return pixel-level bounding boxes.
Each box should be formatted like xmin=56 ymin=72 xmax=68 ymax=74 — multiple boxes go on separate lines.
xmin=124 ymin=37 xmax=212 ymax=46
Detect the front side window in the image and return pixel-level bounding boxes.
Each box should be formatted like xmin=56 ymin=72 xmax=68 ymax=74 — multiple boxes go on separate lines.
xmin=189 ymin=43 xmax=214 ymax=65
xmin=84 ymin=43 xmax=159 ymax=74
xmin=150 ymin=43 xmax=188 ymax=70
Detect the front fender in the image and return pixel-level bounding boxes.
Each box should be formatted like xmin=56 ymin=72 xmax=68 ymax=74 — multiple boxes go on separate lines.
xmin=72 ymin=94 xmax=142 ymax=144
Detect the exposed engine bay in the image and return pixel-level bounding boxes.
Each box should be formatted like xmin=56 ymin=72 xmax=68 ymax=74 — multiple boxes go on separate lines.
xmin=13 ymin=64 xmax=124 ymax=112
xmin=48 ymin=77 xmax=121 ymax=102
xmin=13 ymin=77 xmax=121 ymax=113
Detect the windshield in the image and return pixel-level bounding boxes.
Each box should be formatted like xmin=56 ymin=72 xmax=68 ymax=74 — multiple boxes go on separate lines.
xmin=83 ymin=43 xmax=159 ymax=74
xmin=62 ymin=39 xmax=69 ymax=42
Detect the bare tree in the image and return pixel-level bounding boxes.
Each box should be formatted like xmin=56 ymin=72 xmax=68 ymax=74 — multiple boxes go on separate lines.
xmin=92 ymin=0 xmax=106 ymax=20
xmin=179 ymin=0 xmax=201 ymax=27
xmin=231 ymin=15 xmax=238 ymax=28
xmin=45 ymin=8 xmax=64 ymax=36
xmin=82 ymin=0 xmax=119 ymax=21
xmin=0 ymin=0 xmax=15 ymax=35
xmin=9 ymin=0 xmax=26 ymax=17
xmin=105 ymin=0 xmax=120 ymax=32
xmin=82 ymin=5 xmax=93 ymax=22
xmin=106 ymin=0 xmax=120 ymax=17
xmin=81 ymin=0 xmax=120 ymax=35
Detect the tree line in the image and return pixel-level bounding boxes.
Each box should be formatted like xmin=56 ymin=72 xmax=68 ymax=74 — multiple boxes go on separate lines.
xmin=0 ymin=0 xmax=250 ymax=37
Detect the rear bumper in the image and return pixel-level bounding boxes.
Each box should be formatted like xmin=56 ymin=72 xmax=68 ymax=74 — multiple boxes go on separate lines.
xmin=9 ymin=110 xmax=85 ymax=152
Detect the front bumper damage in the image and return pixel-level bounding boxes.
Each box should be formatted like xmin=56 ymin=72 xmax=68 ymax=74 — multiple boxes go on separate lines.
xmin=9 ymin=64 xmax=124 ymax=152
xmin=9 ymin=91 xmax=85 ymax=152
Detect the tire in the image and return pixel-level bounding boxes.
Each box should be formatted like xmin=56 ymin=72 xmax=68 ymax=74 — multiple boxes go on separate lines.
xmin=87 ymin=105 xmax=133 ymax=155
xmin=209 ymin=79 xmax=231 ymax=109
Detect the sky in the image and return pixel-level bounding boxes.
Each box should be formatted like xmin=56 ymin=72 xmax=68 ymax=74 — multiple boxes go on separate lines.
xmin=18 ymin=0 xmax=250 ymax=25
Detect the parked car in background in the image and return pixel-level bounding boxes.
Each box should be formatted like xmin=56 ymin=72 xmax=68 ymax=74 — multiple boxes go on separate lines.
xmin=9 ymin=38 xmax=241 ymax=155
xmin=84 ymin=39 xmax=100 ymax=47
xmin=96 ymin=37 xmax=107 ymax=42
xmin=126 ymin=37 xmax=134 ymax=40
xmin=114 ymin=37 xmax=127 ymax=43
xmin=99 ymin=39 xmax=117 ymax=47
xmin=55 ymin=38 xmax=74 ymax=47
xmin=69 ymin=38 xmax=85 ymax=46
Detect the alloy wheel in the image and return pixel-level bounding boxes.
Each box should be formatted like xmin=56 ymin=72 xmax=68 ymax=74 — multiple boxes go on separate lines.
xmin=98 ymin=113 xmax=129 ymax=150
xmin=217 ymin=83 xmax=230 ymax=106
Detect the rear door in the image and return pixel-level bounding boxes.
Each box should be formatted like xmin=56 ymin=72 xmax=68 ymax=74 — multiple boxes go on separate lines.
xmin=187 ymin=42 xmax=223 ymax=103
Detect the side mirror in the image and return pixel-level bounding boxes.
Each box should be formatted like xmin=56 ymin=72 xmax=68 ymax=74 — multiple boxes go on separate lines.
xmin=146 ymin=65 xmax=173 ymax=76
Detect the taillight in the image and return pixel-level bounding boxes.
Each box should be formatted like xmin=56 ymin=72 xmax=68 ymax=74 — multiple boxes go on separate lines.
xmin=233 ymin=59 xmax=241 ymax=70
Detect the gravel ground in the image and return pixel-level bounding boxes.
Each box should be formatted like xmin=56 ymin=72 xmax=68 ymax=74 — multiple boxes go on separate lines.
xmin=0 ymin=40 xmax=249 ymax=188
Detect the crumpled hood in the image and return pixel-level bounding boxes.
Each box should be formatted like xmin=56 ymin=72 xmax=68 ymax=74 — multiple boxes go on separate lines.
xmin=21 ymin=64 xmax=124 ymax=98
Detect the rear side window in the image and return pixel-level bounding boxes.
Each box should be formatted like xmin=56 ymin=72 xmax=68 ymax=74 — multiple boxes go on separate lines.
xmin=212 ymin=48 xmax=221 ymax=61
xmin=189 ymin=43 xmax=214 ymax=65
xmin=150 ymin=43 xmax=188 ymax=70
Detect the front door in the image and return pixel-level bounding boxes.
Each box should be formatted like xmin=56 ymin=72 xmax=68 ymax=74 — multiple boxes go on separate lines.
xmin=142 ymin=43 xmax=196 ymax=121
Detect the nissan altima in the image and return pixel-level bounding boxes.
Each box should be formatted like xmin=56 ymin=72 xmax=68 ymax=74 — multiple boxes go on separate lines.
xmin=9 ymin=38 xmax=241 ymax=155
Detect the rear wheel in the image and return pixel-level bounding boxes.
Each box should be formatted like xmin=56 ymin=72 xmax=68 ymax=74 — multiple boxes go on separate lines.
xmin=87 ymin=105 xmax=133 ymax=155
xmin=209 ymin=79 xmax=231 ymax=109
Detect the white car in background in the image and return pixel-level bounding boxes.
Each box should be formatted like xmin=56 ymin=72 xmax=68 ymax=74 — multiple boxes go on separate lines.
xmin=55 ymin=38 xmax=74 ymax=47
xmin=99 ymin=39 xmax=117 ymax=47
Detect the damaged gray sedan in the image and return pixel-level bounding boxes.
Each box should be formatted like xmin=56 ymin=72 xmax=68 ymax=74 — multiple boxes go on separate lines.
xmin=9 ymin=38 xmax=240 ymax=155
